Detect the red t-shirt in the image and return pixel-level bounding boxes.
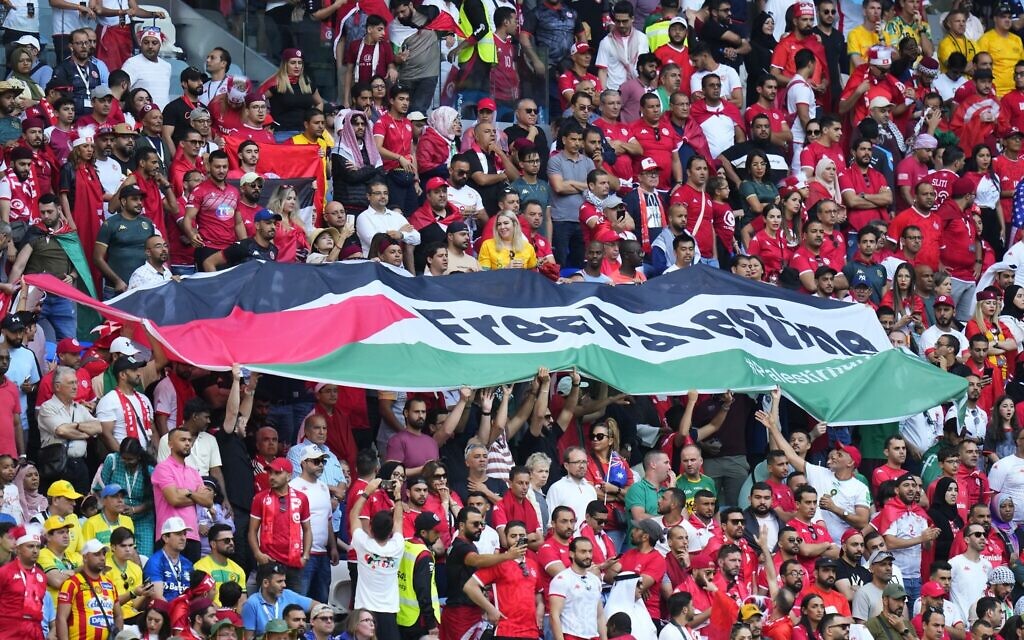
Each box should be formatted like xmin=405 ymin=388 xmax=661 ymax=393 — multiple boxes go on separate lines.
xmin=187 ymin=180 xmax=241 ymax=250
xmin=579 ymin=201 xmax=615 ymax=246
xmin=993 ymin=154 xmax=1024 ymax=222
xmin=671 ymin=184 xmax=715 ymax=256
xmin=537 ymin=538 xmax=571 ymax=598
xmin=765 ymin=478 xmax=796 ymax=512
xmin=820 ymin=226 xmax=847 ymax=271
xmin=937 ymin=198 xmax=977 ymax=281
xmin=800 ymin=141 xmax=844 ymax=173
xmin=593 ymin=117 xmax=637 ymax=184
xmin=0 ymin=379 xmax=19 ymax=458
xmin=653 ymin=44 xmax=693 ymax=89
xmin=344 ymin=477 xmax=369 ymax=561
xmin=631 ymin=118 xmax=681 ymax=190
xmin=472 ymin=558 xmax=543 ymax=638
xmin=252 ymin=489 xmax=311 ymax=567
xmin=230 ymin=125 xmax=275 ymax=146
xmin=928 ymin=169 xmax=960 ymax=210
xmin=895 ymin=155 xmax=930 ymax=208
xmin=871 ymin=464 xmax=906 ymax=491
xmin=838 ymin=165 xmax=891 ymax=230
xmin=747 ymin=230 xmax=792 ymax=278
xmin=492 ymin=493 xmax=541 ymax=534
xmin=617 ymin=548 xmax=667 ymax=619
xmin=787 ymin=517 xmax=833 ymax=577
xmin=343 ymin=39 xmax=395 ymax=84
xmin=373 ymin=113 xmax=413 ymax=171
xmin=237 ymin=200 xmax=261 ymax=238
xmin=490 ymin=34 xmax=520 ymax=102
xmin=887 ymin=207 xmax=942 ymax=270
xmin=790 ymin=246 xmax=839 ymax=293
xmin=744 ymin=102 xmax=788 ymax=135
xmin=557 ymin=70 xmax=602 ymax=111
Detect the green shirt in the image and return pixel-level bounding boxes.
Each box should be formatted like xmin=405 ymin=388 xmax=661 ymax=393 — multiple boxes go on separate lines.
xmin=95 ymin=213 xmax=157 ymax=287
xmin=624 ymin=478 xmax=662 ymax=533
xmin=676 ymin=474 xmax=718 ymax=512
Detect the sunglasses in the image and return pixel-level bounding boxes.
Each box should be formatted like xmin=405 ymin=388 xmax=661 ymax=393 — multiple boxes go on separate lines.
xmin=433 ymin=473 xmax=448 ymax=480
xmin=807 ymin=129 xmax=821 ymax=136
xmin=590 ymin=433 xmax=608 ymax=441
xmin=523 ymin=108 xmax=537 ymax=114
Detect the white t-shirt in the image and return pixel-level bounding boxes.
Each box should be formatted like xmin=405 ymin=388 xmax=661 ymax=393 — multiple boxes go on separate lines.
xmin=696 ymin=103 xmax=737 ymax=158
xmin=787 ymin=76 xmax=817 ymax=145
xmin=595 ymin=31 xmax=650 ymax=91
xmin=805 ymin=462 xmax=871 ymax=542
xmin=681 ymin=516 xmax=716 ymax=552
xmin=881 ymin=511 xmax=929 ymax=579
xmin=476 ymin=524 xmax=500 ymax=555
xmin=96 ymin=389 xmax=155 ymax=451
xmin=289 ymin=476 xmax=332 ymax=553
xmin=95 ymin=156 xmax=124 ymax=209
xmin=153 ymin=375 xmax=182 ymax=432
xmin=4 ymin=0 xmax=39 ymax=34
xmin=949 ymin=554 xmax=993 ymax=623
xmin=121 ymin=54 xmax=173 ymax=108
xmin=52 ymin=2 xmax=91 ymax=37
xmin=919 ymin=325 xmax=969 ymax=357
xmin=96 ymin=0 xmax=128 ymax=27
xmin=899 ymin=407 xmax=945 ymax=456
xmin=545 ymin=476 xmax=597 ymax=532
xmin=155 ymin=430 xmax=222 ymax=475
xmin=351 ymin=528 xmax=403 ymax=612
xmin=933 ymin=73 xmax=969 ymax=102
xmin=988 ymin=455 xmax=1024 ymax=524
xmin=549 ymin=568 xmax=603 ymax=638
xmin=690 ymin=65 xmax=742 ymax=100
xmin=912 ymin=597 xmax=966 ymax=629
xmin=355 ymin=207 xmax=421 ymax=255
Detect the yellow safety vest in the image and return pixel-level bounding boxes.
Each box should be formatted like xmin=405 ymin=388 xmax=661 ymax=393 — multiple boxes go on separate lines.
xmin=457 ymin=0 xmax=500 ymax=63
xmin=397 ymin=540 xmax=440 ymax=628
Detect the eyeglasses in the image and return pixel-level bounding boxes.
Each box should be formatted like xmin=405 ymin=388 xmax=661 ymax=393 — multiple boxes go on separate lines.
xmin=821 ymin=8 xmax=837 ymax=13
xmin=523 ymin=108 xmax=537 ymax=114
xmin=591 ymin=433 xmax=608 ymax=441
xmin=577 ymin=104 xmax=594 ymax=111
xmin=358 ymin=618 xmax=375 ymax=625
xmin=829 ymin=624 xmax=851 ymax=630
xmin=311 ymin=458 xmax=327 ymax=465
xmin=215 ymin=537 xmax=234 ymax=543
xmin=786 ymin=570 xmax=805 ymax=576
xmin=185 ymin=139 xmax=202 ymax=145
xmin=433 ymin=473 xmax=448 ymax=480
xmin=968 ymin=531 xmax=986 ymax=537
xmin=370 ymin=190 xmax=389 ymax=196
xmin=807 ymin=129 xmax=821 ymax=136
xmin=592 ymin=517 xmax=608 ymax=525
xmin=727 ymin=519 xmax=744 ymax=525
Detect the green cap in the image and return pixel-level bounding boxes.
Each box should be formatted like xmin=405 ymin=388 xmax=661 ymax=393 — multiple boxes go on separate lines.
xmin=208 ymin=621 xmax=241 ymax=640
xmin=263 ymin=620 xmax=292 ymax=636
xmin=883 ymin=583 xmax=908 ymax=599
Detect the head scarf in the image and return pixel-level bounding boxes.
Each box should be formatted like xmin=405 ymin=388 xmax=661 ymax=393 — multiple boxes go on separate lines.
xmin=813 ymin=158 xmax=842 ymax=203
xmin=1003 ymin=284 xmax=1024 ymax=321
xmin=992 ymin=492 xmax=1021 ymax=556
xmin=334 ymin=108 xmax=381 ymax=169
xmin=927 ymin=476 xmax=962 ymax=526
xmin=427 ymin=106 xmax=460 ymax=140
xmin=14 ymin=463 xmax=46 ymax=522
xmin=751 ymin=11 xmax=778 ymax=49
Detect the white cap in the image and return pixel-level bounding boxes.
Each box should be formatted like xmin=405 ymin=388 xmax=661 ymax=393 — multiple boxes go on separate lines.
xmin=14 ymin=35 xmax=40 ymax=50
xmin=110 ymin=336 xmax=140 ymax=356
xmin=556 ymin=376 xmax=589 ymax=396
xmin=868 ymin=96 xmax=895 ymax=109
xmin=299 ymin=443 xmax=327 ymax=462
xmin=160 ymin=516 xmax=192 ymax=535
xmin=408 ymin=111 xmax=427 ymax=122
xmin=115 ymin=626 xmax=143 ymax=640
xmin=81 ymin=538 xmax=108 ymax=555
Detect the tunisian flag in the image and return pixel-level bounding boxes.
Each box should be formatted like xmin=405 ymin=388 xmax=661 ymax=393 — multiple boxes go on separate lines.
xmin=222 ymin=138 xmax=327 ymax=224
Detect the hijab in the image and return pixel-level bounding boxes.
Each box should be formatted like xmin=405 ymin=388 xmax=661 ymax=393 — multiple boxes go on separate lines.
xmin=1003 ymin=284 xmax=1024 ymax=321
xmin=427 ymin=106 xmax=460 ymax=140
xmin=992 ymin=492 xmax=1021 ymax=556
xmin=334 ymin=108 xmax=382 ymax=169
xmin=927 ymin=476 xmax=963 ymax=527
xmin=14 ymin=463 xmax=47 ymax=523
xmin=751 ymin=11 xmax=778 ymax=49
xmin=813 ymin=158 xmax=842 ymax=204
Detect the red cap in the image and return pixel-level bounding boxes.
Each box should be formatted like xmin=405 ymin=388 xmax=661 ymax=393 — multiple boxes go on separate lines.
xmin=477 ymin=98 xmax=497 ymax=112
xmin=835 ymin=441 xmax=862 ymax=467
xmin=920 ymin=581 xmax=947 ymax=598
xmin=691 ymin=553 xmax=716 ymax=571
xmin=840 ymin=529 xmax=862 ymax=544
xmin=952 ymin=176 xmax=976 ymax=198
xmin=795 ymin=2 xmax=815 ymax=17
xmin=281 ymin=48 xmax=303 ymax=60
xmin=425 ymin=176 xmax=449 ymax=191
xmin=640 ymin=157 xmax=660 ymax=172
xmin=1003 ymin=125 xmax=1024 ymax=138
xmin=268 ymin=458 xmax=293 ymax=474
xmin=56 ymin=337 xmax=82 ymax=355
xmin=594 ymin=226 xmax=620 ymax=243
xmin=933 ymin=294 xmax=956 ymax=309
xmin=21 ymin=117 xmax=45 ymax=132
xmin=215 ymin=610 xmax=243 ymax=627
xmin=571 ymin=42 xmax=591 ymax=56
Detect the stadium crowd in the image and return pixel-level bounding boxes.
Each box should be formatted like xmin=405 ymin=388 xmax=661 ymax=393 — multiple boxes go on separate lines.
xmin=4 ymin=0 xmax=1024 ymax=639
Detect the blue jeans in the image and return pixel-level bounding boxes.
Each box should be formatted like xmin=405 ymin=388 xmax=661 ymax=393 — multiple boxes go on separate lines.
xmin=266 ymin=401 xmax=316 ymax=446
xmin=552 ymin=220 xmax=584 ymax=269
xmin=41 ymin=294 xmax=76 ymax=340
xmin=301 ymin=553 xmax=333 ymax=603
xmin=903 ymin=577 xmax=921 ymax=611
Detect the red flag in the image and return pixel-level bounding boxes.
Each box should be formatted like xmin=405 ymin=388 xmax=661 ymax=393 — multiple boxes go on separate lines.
xmin=424 ymin=9 xmax=466 ymax=37
xmin=222 ymin=138 xmax=327 ymax=218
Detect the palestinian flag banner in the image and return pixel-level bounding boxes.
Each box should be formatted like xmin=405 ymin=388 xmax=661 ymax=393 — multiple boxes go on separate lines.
xmin=24 ymin=262 xmax=966 ymax=425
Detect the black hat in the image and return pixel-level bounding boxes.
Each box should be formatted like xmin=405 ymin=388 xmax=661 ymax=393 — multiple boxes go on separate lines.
xmin=119 ymin=184 xmax=144 ymax=199
xmin=112 ymin=355 xmax=145 ymax=377
xmin=0 ymin=314 xmax=25 ymax=332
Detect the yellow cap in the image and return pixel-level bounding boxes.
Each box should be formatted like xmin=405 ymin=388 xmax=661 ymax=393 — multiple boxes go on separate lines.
xmin=43 ymin=515 xmax=73 ymax=532
xmin=46 ymin=480 xmax=83 ymax=500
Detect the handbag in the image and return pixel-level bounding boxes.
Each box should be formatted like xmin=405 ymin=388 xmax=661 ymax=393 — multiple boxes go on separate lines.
xmin=37 ymin=441 xmax=69 ymax=479
xmin=85 ymin=572 xmax=120 ymax=637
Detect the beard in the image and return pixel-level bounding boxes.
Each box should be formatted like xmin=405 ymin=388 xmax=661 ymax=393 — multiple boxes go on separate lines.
xmin=798 ymin=25 xmax=814 ymax=35
xmin=409 ymin=417 xmax=427 ymax=430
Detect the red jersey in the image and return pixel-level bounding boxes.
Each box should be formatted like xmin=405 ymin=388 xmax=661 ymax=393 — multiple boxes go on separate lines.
xmin=654 ymin=44 xmax=693 ymax=89
xmin=170 ymin=194 xmax=195 ymax=267
xmin=745 ymin=101 xmax=788 ymax=135
xmin=820 ymin=226 xmax=847 ymax=271
xmin=579 ymin=201 xmax=616 ymax=246
xmin=838 ymin=63 xmax=906 ymax=125
xmin=343 ymin=38 xmax=395 ymax=84
xmin=772 ymin=32 xmax=828 ymax=88
xmin=937 ymin=197 xmax=977 ymax=281
xmin=928 ymin=169 xmax=960 ymax=210
xmin=631 ymin=118 xmax=681 ymax=190
xmin=887 ymin=206 xmax=942 ymax=270
xmin=787 ymin=517 xmax=833 ymax=577
xmin=871 ymin=464 xmax=906 ymax=491
xmin=0 ymin=560 xmax=46 ymax=631
xmin=671 ymin=184 xmax=715 ymax=257
xmin=251 ymin=489 xmax=311 ymax=567
xmin=472 ymin=558 xmax=543 ymax=639
xmin=1001 ymin=89 xmax=1024 ymax=131
xmin=0 ymin=166 xmax=40 ymax=226
xmin=593 ymin=117 xmax=638 ymax=184
xmin=747 ymin=229 xmax=792 ymax=278
xmin=839 ymin=164 xmax=891 ymax=230
xmin=617 ymin=548 xmax=667 ymax=619
xmin=492 ymin=492 xmax=542 ymax=534
xmin=490 ymin=34 xmax=520 ymax=102
xmin=237 ymin=199 xmax=261 ymax=237
xmin=993 ymin=154 xmax=1024 ymax=223
xmin=800 ymin=141 xmax=844 ymax=173
xmin=187 ymin=179 xmax=241 ymax=250
xmin=537 ymin=537 xmax=571 ymax=598
xmin=895 ymin=155 xmax=930 ymax=210
xmin=229 ymin=125 xmax=275 ymax=146
xmin=557 ymin=69 xmax=602 ymax=111
xmin=373 ymin=113 xmax=413 ymax=171
xmin=790 ymin=245 xmax=840 ymax=293
xmin=765 ymin=478 xmax=796 ymax=512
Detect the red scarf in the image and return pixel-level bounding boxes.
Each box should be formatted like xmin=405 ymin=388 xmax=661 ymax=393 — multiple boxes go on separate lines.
xmin=133 ymin=171 xmax=167 ymax=238
xmin=259 ymin=488 xmax=303 ymax=566
xmin=167 ymin=371 xmax=196 ymax=427
xmin=73 ymin=162 xmax=105 ymax=292
xmin=871 ymin=496 xmax=932 ymax=535
xmin=116 ymin=388 xmax=152 ymax=444
xmin=408 ymin=200 xmax=463 ymax=231
xmin=4 ymin=164 xmax=39 ymax=225
xmin=637 ymin=188 xmax=667 ymax=253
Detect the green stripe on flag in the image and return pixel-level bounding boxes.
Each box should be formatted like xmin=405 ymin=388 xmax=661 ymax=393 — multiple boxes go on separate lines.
xmin=53 ymin=231 xmax=103 ymax=341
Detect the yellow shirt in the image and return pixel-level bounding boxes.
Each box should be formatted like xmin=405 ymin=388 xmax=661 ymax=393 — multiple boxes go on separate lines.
xmin=847 ymin=25 xmax=881 ymax=72
xmin=977 ymin=29 xmax=1024 ymax=96
xmin=104 ymin=559 xmax=144 ymax=619
xmin=882 ymin=15 xmax=932 ymax=49
xmin=477 ymin=239 xmax=538 ymax=270
xmin=194 ymin=555 xmax=247 ymax=605
xmin=59 ymin=573 xmax=119 ymax=640
xmin=38 ymin=545 xmax=82 ymax=602
xmin=82 ymin=513 xmax=135 ymax=545
xmin=289 ymin=132 xmax=335 ymax=196
xmin=937 ymin=33 xmax=978 ymax=71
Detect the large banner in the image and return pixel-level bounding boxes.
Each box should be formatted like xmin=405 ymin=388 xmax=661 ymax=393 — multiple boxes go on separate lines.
xmin=25 ymin=263 xmax=966 ymax=425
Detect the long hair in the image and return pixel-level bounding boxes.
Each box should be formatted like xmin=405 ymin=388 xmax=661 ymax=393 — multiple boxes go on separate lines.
xmin=266 ymin=184 xmax=298 ymax=222
xmin=345 ymin=609 xmax=377 ymax=640
xmin=985 ymin=395 xmax=1020 ymax=447
xmin=890 ymin=262 xmax=917 ymax=320
xmin=797 ymin=594 xmax=824 ymax=640
xmin=492 ymin=210 xmax=527 ymax=253
xmin=274 ymin=57 xmax=312 ymax=95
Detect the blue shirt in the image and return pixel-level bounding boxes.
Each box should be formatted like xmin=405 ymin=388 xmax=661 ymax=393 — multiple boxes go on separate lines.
xmin=143 ymin=550 xmax=194 ymax=600
xmin=242 ymin=589 xmax=313 ymax=635
xmin=6 ymin=345 xmax=39 ymax=431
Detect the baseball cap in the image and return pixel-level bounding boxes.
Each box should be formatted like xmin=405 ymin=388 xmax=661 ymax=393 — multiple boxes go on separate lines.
xmin=81 ymin=538 xmax=109 ymax=555
xmin=868 ymin=96 xmax=894 ymax=109
xmin=160 ymin=516 xmax=192 ymax=535
xmin=840 ymin=529 xmax=862 ymax=544
xmin=835 ymin=441 xmax=862 ymax=467
xmin=414 ymin=511 xmax=442 ymax=533
xmin=794 ymin=2 xmax=815 ymax=17
xmin=310 ymin=604 xmax=336 ymax=620
xmin=571 ymin=42 xmax=591 ymax=55
xmin=636 ymin=518 xmax=665 ymax=544
xmin=110 ymin=336 xmax=140 ymax=356
xmin=996 ymin=2 xmax=1015 ymax=14
xmin=603 ymin=194 xmax=624 ymax=209
xmin=254 ymin=208 xmax=283 ymax=223
xmin=100 ymin=484 xmax=127 ymax=498
xmin=119 ymin=184 xmax=144 ymax=199
xmin=0 ymin=314 xmax=25 ymax=332
xmin=740 ymin=604 xmax=763 ymax=621
xmin=668 ymin=15 xmax=688 ymax=27
xmin=268 ymin=457 xmax=293 ymax=474
xmin=477 ymin=98 xmax=497 ymax=112
xmin=14 ymin=35 xmax=40 ymax=50
xmin=114 ymin=626 xmax=142 ymax=640
xmin=91 ymin=85 xmax=113 ymax=100
xmin=447 ymin=221 xmax=469 ymax=235
xmin=556 ymin=376 xmax=589 ymax=396
xmin=690 ymin=553 xmax=715 ymax=571
xmin=264 ymin=620 xmax=292 ymax=636
xmin=921 ymin=581 xmax=947 ymax=598
xmin=113 ymin=123 xmax=138 ymax=136
xmin=239 ymin=172 xmax=263 ymax=187
xmin=974 ymin=68 xmax=995 ymax=80
xmin=867 ymin=549 xmax=894 ymax=564
xmin=640 ymin=157 xmax=661 ymax=172
xmin=868 ymin=45 xmax=893 ymax=66
xmin=815 ymin=557 xmax=839 ymax=569
xmin=953 ymin=176 xmax=976 ymax=198
xmin=1004 ymin=125 xmax=1024 ymax=139
xmin=933 ymin=294 xmax=956 ymax=309
xmin=298 ymin=443 xmax=328 ymax=462
xmin=112 ymin=355 xmax=145 ymax=377
xmin=425 ymin=176 xmax=449 ymax=191
xmin=851 ymin=273 xmax=871 ymax=288
xmin=408 ymin=111 xmax=427 ymax=122
xmin=188 ymin=106 xmax=211 ymax=121
xmin=883 ymin=583 xmax=908 ymax=599
xmin=43 ymin=515 xmax=73 ymax=533
xmin=47 ymin=480 xmax=83 ymax=500
xmin=56 ymin=337 xmax=82 ymax=355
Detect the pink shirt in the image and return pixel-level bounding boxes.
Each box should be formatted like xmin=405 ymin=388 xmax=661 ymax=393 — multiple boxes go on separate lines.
xmin=384 ymin=430 xmax=439 ymax=470
xmin=151 ymin=456 xmax=204 ymax=541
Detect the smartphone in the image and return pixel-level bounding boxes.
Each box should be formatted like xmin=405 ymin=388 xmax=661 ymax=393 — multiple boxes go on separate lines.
xmin=27 ymin=3 xmax=34 ymax=17
xmin=516 ymin=538 xmax=528 ymax=547
xmin=383 ymin=480 xmax=396 ymax=491
xmin=345 ymin=214 xmax=355 ymax=227
xmin=240 ymin=366 xmax=251 ymax=380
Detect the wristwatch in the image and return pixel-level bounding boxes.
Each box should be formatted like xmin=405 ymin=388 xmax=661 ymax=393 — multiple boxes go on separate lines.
xmin=842 ymin=509 xmax=850 ymax=518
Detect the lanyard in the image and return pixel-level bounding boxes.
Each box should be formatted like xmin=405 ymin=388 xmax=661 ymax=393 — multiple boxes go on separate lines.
xmin=261 ymin=598 xmax=279 ymax=621
xmin=73 ymin=63 xmax=90 ymax=90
